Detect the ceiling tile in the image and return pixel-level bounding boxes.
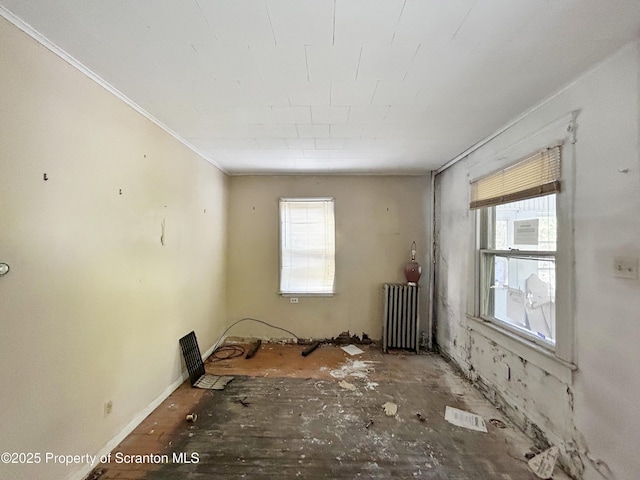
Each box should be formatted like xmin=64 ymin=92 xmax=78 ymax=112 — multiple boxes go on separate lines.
xmin=287 ymin=82 xmax=331 ymax=106
xmin=286 ymin=138 xmax=316 ymax=149
xmin=194 ymin=44 xmax=258 ymax=81
xmin=392 ymin=0 xmax=475 ymax=45
xmin=251 ymin=45 xmax=308 ymax=83
xmin=329 ymin=123 xmax=363 ymax=139
xmin=357 ymin=44 xmax=421 ymax=81
xmin=260 ymin=124 xmax=299 ymax=137
xmin=334 ymin=0 xmax=405 ymax=45
xmin=130 ymin=0 xmax=216 ymax=46
xmin=311 ymin=105 xmax=349 ymax=124
xmin=306 ymin=45 xmax=361 ymax=82
xmin=255 ymin=138 xmax=289 ymax=149
xmin=384 ymin=105 xmax=429 ymax=124
xmin=197 ymin=0 xmax=275 ymax=45
xmin=330 ymin=81 xmax=377 ymax=106
xmin=188 ymin=138 xmax=259 ymax=150
xmin=240 ymin=80 xmax=290 ymax=106
xmin=348 ymin=106 xmax=390 ymax=124
xmin=271 ymin=106 xmax=312 ymax=124
xmin=370 ymin=81 xmax=421 ymax=106
xmin=266 ymin=0 xmax=334 ymax=45
xmin=297 ymin=124 xmax=331 ymax=138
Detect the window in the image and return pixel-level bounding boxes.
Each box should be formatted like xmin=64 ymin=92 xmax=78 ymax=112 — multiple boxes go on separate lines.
xmin=472 ymin=145 xmax=561 ymax=348
xmin=279 ymin=198 xmax=335 ymax=295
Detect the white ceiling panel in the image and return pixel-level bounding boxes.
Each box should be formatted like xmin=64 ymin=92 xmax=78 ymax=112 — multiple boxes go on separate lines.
xmin=240 ymin=80 xmax=290 ymax=106
xmin=255 ymin=137 xmax=289 ymax=150
xmin=286 ymin=138 xmax=316 ymax=149
xmin=297 ymin=124 xmax=331 ymax=139
xmin=330 ymin=81 xmax=377 ymax=106
xmin=370 ymin=81 xmax=422 ymax=106
xmin=357 ymin=44 xmax=420 ymax=81
xmin=129 ymin=0 xmax=215 ymax=46
xmin=348 ymin=106 xmax=390 ymax=124
xmin=311 ymin=105 xmax=349 ymax=124
xmin=392 ymin=0 xmax=475 ymax=45
xmin=251 ymin=45 xmax=308 ymax=83
xmin=2 ymin=0 xmax=639 ymax=174
xmin=334 ymin=0 xmax=405 ymax=46
xmin=270 ymin=106 xmax=311 ymax=124
xmin=197 ymin=0 xmax=274 ymax=45
xmin=329 ymin=123 xmax=364 ymax=139
xmin=286 ymin=82 xmax=330 ymax=106
xmin=306 ymin=45 xmax=361 ymax=82
xmin=267 ymin=0 xmax=334 ymax=46
xmin=194 ymin=44 xmax=258 ymax=81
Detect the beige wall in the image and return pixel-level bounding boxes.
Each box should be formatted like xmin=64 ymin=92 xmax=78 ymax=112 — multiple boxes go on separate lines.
xmin=0 ymin=17 xmax=228 ymax=480
xmin=226 ymin=175 xmax=431 ymax=341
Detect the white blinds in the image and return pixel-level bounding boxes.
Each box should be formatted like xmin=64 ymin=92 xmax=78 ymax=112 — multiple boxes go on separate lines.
xmin=279 ymin=198 xmax=335 ymax=295
xmin=470 ymin=145 xmax=561 ymax=209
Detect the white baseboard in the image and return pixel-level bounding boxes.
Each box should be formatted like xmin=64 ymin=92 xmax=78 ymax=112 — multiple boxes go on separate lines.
xmin=67 ymin=343 xmax=217 ymax=480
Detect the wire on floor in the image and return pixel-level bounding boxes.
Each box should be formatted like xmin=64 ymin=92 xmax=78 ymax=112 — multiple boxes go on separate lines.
xmin=210 ymin=317 xmax=301 ymax=355
xmin=209 ymin=344 xmax=246 ymax=362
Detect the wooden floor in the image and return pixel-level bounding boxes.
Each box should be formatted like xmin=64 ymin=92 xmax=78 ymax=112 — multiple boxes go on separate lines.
xmin=89 ymin=343 xmax=569 ymax=479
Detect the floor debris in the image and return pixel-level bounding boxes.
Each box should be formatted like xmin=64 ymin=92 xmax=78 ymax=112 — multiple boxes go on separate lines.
xmin=341 ymin=344 xmax=364 ymax=356
xmin=329 ymin=359 xmax=377 ymax=379
xmin=489 ymin=418 xmax=507 ymax=429
xmin=195 ymin=375 xmax=234 ymax=390
xmin=235 ymin=397 xmax=250 ymax=407
xmin=365 ymin=420 xmax=374 ymax=429
xmin=383 ymin=402 xmax=398 ymax=416
xmin=416 ymin=413 xmax=426 ymax=422
xmin=301 ymin=341 xmax=321 ymax=357
xmin=338 ymin=380 xmax=357 ymax=391
xmin=245 ymin=339 xmax=262 ymax=359
xmin=186 ymin=413 xmax=198 ymax=422
xmin=528 ymin=446 xmax=559 ymax=478
xmin=444 ymin=406 xmax=488 ymax=432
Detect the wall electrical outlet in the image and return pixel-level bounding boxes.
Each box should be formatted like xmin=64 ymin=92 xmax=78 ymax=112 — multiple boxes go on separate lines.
xmin=104 ymin=400 xmax=113 ymax=417
xmin=290 ymin=297 xmax=299 ymax=304
xmin=613 ymin=257 xmax=638 ymax=280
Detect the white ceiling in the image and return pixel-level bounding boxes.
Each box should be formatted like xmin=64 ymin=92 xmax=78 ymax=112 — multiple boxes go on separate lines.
xmin=2 ymin=1 xmax=639 ymax=175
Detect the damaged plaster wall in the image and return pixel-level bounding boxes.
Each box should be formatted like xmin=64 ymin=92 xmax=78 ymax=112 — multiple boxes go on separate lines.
xmin=0 ymin=17 xmax=229 ymax=480
xmin=226 ymin=175 xmax=430 ymax=341
xmin=434 ymin=40 xmax=640 ymax=480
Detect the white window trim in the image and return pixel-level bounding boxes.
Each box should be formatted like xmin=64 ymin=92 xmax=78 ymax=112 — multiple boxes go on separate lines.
xmin=466 ymin=131 xmax=578 ymax=382
xmin=278 ymin=197 xmax=336 ymax=297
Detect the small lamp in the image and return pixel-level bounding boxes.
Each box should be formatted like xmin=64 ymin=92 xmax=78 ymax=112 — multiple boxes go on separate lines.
xmin=404 ymin=241 xmax=422 ymax=285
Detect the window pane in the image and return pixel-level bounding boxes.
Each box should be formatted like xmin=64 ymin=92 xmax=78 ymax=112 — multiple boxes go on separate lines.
xmin=280 ymin=199 xmax=335 ymax=294
xmin=485 ymin=254 xmax=556 ymax=344
xmin=493 ymin=195 xmax=556 ymax=251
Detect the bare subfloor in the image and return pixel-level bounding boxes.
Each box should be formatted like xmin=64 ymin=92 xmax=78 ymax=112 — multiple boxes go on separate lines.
xmin=90 ymin=344 xmax=569 ymax=479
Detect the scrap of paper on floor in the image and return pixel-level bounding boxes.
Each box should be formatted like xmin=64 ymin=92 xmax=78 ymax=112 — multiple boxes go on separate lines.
xmin=341 ymin=344 xmax=364 ymax=356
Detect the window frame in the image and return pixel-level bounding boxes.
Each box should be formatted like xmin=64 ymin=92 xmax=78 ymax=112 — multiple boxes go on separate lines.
xmin=477 ymin=203 xmax=557 ymax=351
xmin=278 ymin=197 xmax=336 ymax=297
xmin=466 ymin=139 xmax=577 ymax=378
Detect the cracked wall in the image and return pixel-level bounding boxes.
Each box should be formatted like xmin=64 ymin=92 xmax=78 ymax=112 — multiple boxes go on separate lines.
xmin=434 ymin=40 xmax=640 ymax=480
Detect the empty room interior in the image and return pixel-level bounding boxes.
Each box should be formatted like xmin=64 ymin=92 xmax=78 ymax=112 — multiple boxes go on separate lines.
xmin=1 ymin=1 xmax=639 ymax=479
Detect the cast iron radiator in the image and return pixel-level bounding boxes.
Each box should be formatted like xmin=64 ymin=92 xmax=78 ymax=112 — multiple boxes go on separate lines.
xmin=382 ymin=283 xmax=419 ymax=353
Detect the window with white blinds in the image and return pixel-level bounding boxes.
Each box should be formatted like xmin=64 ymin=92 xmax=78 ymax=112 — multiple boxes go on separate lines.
xmin=470 ymin=145 xmax=561 ymax=210
xmin=279 ymin=198 xmax=335 ymax=295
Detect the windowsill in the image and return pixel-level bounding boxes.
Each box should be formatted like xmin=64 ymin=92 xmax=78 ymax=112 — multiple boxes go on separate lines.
xmin=280 ymin=293 xmax=335 ymax=297
xmin=466 ymin=314 xmax=577 ymax=384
